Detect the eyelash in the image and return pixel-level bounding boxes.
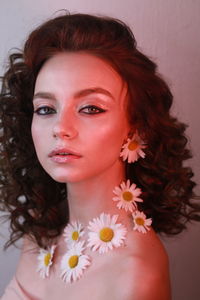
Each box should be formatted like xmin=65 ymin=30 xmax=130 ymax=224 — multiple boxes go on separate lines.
xmin=33 ymin=106 xmax=56 ymax=115
xmin=80 ymin=105 xmax=106 ymax=114
xmin=33 ymin=105 xmax=106 ymax=115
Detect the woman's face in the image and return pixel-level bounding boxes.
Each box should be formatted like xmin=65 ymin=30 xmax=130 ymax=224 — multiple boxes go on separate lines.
xmin=31 ymin=52 xmax=131 ymax=183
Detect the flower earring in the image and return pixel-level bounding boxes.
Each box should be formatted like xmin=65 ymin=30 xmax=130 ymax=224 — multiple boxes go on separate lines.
xmin=120 ymin=130 xmax=146 ymax=163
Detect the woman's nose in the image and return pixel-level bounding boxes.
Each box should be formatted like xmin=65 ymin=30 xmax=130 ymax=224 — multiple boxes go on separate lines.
xmin=52 ymin=114 xmax=78 ymax=139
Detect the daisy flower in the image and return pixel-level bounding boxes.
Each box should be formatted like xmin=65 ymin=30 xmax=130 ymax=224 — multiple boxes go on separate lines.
xmin=120 ymin=131 xmax=146 ymax=163
xmin=63 ymin=221 xmax=84 ymax=247
xmin=87 ymin=213 xmax=127 ymax=254
xmin=60 ymin=241 xmax=91 ymax=283
xmin=132 ymin=211 xmax=152 ymax=233
xmin=37 ymin=245 xmax=56 ymax=279
xmin=113 ymin=179 xmax=143 ymax=213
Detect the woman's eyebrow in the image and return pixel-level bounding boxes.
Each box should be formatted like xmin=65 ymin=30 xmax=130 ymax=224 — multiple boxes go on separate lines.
xmin=33 ymin=92 xmax=56 ymax=101
xmin=33 ymin=87 xmax=115 ymax=101
xmin=74 ymin=87 xmax=115 ymax=100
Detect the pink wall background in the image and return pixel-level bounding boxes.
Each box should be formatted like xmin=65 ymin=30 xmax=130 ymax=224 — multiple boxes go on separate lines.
xmin=0 ymin=1 xmax=199 ymax=299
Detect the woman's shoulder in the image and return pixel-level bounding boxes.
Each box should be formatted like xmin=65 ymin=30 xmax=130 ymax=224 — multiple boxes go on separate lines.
xmin=126 ymin=226 xmax=168 ymax=262
xmin=14 ymin=231 xmax=171 ymax=300
xmin=117 ymin=228 xmax=171 ymax=300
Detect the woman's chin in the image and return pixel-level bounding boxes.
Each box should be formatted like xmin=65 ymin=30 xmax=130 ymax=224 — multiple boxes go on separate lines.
xmin=49 ymin=172 xmax=83 ymax=184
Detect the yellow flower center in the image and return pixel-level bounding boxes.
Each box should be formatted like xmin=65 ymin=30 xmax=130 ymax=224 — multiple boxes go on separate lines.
xmin=68 ymin=255 xmax=79 ymax=268
xmin=122 ymin=191 xmax=133 ymax=202
xmin=44 ymin=253 xmax=51 ymax=267
xmin=100 ymin=227 xmax=114 ymax=242
xmin=135 ymin=217 xmax=145 ymax=226
xmin=72 ymin=231 xmax=79 ymax=241
xmin=128 ymin=141 xmax=139 ymax=151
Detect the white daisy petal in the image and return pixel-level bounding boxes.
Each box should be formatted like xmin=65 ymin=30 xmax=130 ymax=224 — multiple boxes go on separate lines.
xmin=113 ymin=180 xmax=143 ymax=213
xmin=120 ymin=131 xmax=146 ymax=163
xmin=60 ymin=241 xmax=91 ymax=283
xmin=37 ymin=245 xmax=56 ymax=279
xmin=132 ymin=211 xmax=152 ymax=234
xmin=87 ymin=213 xmax=127 ymax=254
xmin=63 ymin=221 xmax=84 ymax=247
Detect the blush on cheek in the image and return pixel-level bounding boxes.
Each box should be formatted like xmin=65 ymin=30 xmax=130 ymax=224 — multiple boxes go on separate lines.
xmin=31 ymin=134 xmax=39 ymax=154
xmin=31 ymin=130 xmax=43 ymax=162
xmin=31 ymin=122 xmax=43 ymax=148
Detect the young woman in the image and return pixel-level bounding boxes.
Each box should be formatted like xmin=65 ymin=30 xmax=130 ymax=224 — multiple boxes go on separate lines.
xmin=0 ymin=12 xmax=199 ymax=300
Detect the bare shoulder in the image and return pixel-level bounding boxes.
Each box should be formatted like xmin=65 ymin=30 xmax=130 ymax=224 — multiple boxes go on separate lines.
xmin=117 ymin=229 xmax=171 ymax=300
xmin=15 ymin=236 xmax=39 ymax=281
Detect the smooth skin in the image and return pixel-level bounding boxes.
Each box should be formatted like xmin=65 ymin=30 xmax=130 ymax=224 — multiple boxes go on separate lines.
xmin=3 ymin=52 xmax=171 ymax=300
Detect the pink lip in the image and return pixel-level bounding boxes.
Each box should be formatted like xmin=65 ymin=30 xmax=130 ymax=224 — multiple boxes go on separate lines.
xmin=48 ymin=148 xmax=82 ymax=163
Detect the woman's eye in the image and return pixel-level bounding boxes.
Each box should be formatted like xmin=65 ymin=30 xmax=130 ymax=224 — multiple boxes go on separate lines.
xmin=34 ymin=106 xmax=56 ymax=115
xmin=80 ymin=105 xmax=106 ymax=115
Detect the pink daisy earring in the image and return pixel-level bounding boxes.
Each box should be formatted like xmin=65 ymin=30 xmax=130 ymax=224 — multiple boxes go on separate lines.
xmin=120 ymin=130 xmax=146 ymax=163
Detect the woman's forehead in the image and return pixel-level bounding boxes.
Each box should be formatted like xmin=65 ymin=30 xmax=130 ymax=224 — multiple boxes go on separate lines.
xmin=35 ymin=52 xmax=128 ymax=105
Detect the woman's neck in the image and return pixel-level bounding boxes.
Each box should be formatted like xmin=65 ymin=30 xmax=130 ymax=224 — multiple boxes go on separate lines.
xmin=66 ymin=163 xmax=129 ymax=225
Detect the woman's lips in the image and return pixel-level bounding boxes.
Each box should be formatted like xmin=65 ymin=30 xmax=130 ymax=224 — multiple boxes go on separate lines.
xmin=48 ymin=148 xmax=82 ymax=163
